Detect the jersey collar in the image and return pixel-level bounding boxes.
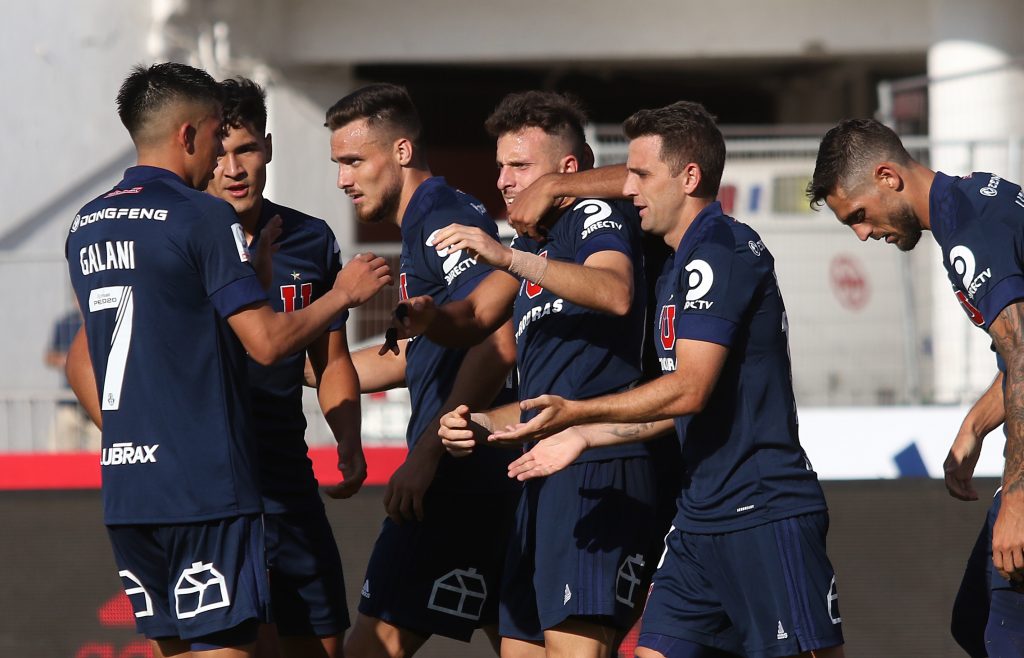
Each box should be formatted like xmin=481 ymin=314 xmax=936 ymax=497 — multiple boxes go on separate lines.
xmin=674 ymin=201 xmax=723 ymax=260
xmin=401 ymin=176 xmax=447 ymax=233
xmin=928 ymin=171 xmax=957 ymax=245
xmin=120 ymin=165 xmax=187 ymax=187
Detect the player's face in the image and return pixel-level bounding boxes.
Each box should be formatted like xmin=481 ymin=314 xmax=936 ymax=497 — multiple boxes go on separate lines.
xmin=495 ymin=127 xmax=564 ymax=210
xmin=623 ymin=135 xmax=687 ymax=238
xmin=187 ymin=107 xmax=226 ymax=190
xmin=208 ymin=122 xmax=271 ymax=219
xmin=331 ymin=119 xmax=403 ymax=225
xmin=826 ymin=184 xmax=922 ymax=252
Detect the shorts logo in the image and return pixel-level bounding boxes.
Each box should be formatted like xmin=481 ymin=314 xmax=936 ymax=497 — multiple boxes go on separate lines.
xmin=776 ymin=620 xmax=789 ymax=640
xmin=119 ymin=570 xmax=154 ymax=618
xmin=525 ymin=251 xmax=549 ymax=299
xmin=428 ymin=567 xmax=487 ymax=620
xmin=827 ymin=575 xmax=841 ymax=624
xmin=659 ymin=305 xmax=676 ymax=350
xmin=563 ymin=584 xmax=572 ymax=605
xmin=361 ymin=579 xmax=370 ymax=599
xmin=174 ymin=561 xmax=231 ymax=619
xmin=684 ymin=259 xmax=714 ymax=310
xmin=615 ymin=553 xmax=645 ymax=608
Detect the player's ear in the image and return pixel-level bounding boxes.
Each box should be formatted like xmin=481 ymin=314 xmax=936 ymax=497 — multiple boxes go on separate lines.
xmin=559 ymin=154 xmax=579 ymax=175
xmin=180 ymin=122 xmax=197 ymax=155
xmin=875 ymin=163 xmax=904 ymax=192
xmin=680 ymin=162 xmax=702 ymax=195
xmin=395 ymin=137 xmax=414 ymax=167
xmin=264 ymin=133 xmax=273 ymax=165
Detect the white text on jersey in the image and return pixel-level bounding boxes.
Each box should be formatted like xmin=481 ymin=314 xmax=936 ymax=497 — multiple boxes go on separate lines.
xmin=80 ymin=241 xmax=136 ymax=276
xmin=516 ymin=299 xmax=564 ymax=340
xmin=101 ymin=442 xmax=159 ymax=466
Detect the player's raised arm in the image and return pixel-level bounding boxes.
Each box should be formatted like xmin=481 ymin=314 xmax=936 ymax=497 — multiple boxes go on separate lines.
xmin=507 ymin=164 xmax=628 ymax=240
xmin=228 ymin=252 xmax=391 ymax=365
xmin=945 ymin=370 xmax=1004 ymax=501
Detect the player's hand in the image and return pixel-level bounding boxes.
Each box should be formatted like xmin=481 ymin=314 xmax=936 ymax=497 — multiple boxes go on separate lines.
xmin=429 ymin=224 xmax=512 ymax=269
xmin=439 ymin=405 xmax=493 ymax=458
xmin=324 ymin=442 xmax=367 ymax=499
xmin=506 ymin=174 xmax=562 ymax=240
xmin=336 ymin=252 xmax=392 ymax=307
xmin=993 ymin=489 xmax=1024 ymax=582
xmin=252 ymin=214 xmax=283 ymax=289
xmin=393 ymin=296 xmax=437 ymax=340
xmin=507 ymin=427 xmax=588 ymax=480
xmin=943 ymin=427 xmax=984 ymax=501
xmin=382 ymin=443 xmax=440 ymax=523
xmin=489 ymin=395 xmax=579 ymax=444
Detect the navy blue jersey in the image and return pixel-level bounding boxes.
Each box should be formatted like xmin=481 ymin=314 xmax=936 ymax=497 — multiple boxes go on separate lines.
xmin=654 ymin=202 xmax=825 ymax=532
xmin=930 ymin=172 xmax=1024 ymax=333
xmin=65 ymin=166 xmax=266 ymax=525
xmin=512 ymin=198 xmax=648 ymax=461
xmin=246 ymin=200 xmax=346 ymax=513
xmin=399 ymin=177 xmax=514 ymax=492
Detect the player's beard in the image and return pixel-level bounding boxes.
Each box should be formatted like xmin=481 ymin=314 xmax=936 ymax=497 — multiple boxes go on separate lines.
xmin=357 ymin=177 xmax=402 ymax=225
xmin=891 ymin=203 xmax=922 ymax=252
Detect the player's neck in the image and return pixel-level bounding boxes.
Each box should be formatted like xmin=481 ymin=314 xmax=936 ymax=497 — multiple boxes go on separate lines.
xmin=664 ymin=197 xmax=714 ymax=251
xmin=908 ymin=163 xmax=936 ymax=231
xmin=236 ymin=196 xmax=265 ymax=240
xmin=135 ymin=151 xmax=189 ymax=185
xmin=395 ymin=167 xmax=433 ymax=228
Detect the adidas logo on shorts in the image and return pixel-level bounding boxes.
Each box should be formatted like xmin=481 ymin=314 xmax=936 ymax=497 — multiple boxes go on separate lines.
xmin=563 ymin=584 xmax=572 ymax=605
xmin=361 ymin=579 xmax=370 ymax=599
xmin=776 ymin=620 xmax=788 ymax=640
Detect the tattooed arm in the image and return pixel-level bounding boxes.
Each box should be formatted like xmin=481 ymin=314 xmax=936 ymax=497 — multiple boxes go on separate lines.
xmin=987 ymin=302 xmax=1024 ymax=580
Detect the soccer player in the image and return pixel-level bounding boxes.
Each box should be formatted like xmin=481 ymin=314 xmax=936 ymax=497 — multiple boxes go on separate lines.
xmin=406 ymin=91 xmax=668 ymax=658
xmin=324 ymin=83 xmax=519 ymax=658
xmin=807 ymin=117 xmax=1024 ymax=655
xmin=456 ymin=101 xmax=845 ymax=658
xmin=204 ymin=77 xmax=361 ymax=658
xmin=65 ymin=62 xmax=390 ymax=657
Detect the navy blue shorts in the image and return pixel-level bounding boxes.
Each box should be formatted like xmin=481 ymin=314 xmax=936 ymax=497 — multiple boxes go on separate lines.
xmin=357 ymin=486 xmax=518 ymax=642
xmin=639 ymin=513 xmax=843 ymax=658
xmin=264 ymin=505 xmax=350 ymax=637
xmin=499 ymin=456 xmax=660 ymax=641
xmin=106 ymin=514 xmax=271 ymax=641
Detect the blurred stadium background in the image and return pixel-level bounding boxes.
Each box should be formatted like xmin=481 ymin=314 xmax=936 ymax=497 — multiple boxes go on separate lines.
xmin=2 ymin=1 xmax=1023 ymax=655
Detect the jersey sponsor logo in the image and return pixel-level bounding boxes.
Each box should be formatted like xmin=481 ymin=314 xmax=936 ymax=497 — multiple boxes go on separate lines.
xmin=615 ymin=553 xmax=645 ymax=608
xmin=950 ymin=245 xmax=991 ymax=324
xmin=748 ymin=240 xmax=764 ymax=256
xmin=515 ymin=298 xmax=564 ymax=340
xmin=174 ymin=561 xmax=231 ymax=619
xmin=425 ymin=229 xmax=480 ymax=286
xmin=427 ymin=567 xmax=487 ymax=620
xmin=684 ymin=259 xmax=714 ymax=310
xmin=118 ymin=570 xmax=154 ymax=618
xmin=70 ymin=207 xmax=168 ymax=233
xmin=103 ymin=186 xmax=144 ymax=199
xmin=280 ymin=282 xmax=312 ymax=312
xmin=524 ymin=251 xmax=549 ymax=299
xmin=827 ymin=575 xmax=842 ymax=624
xmin=577 ymin=199 xmax=622 ymax=239
xmin=100 ymin=442 xmax=159 ymax=466
xmin=230 ymin=223 xmax=251 ymax=263
xmin=79 ymin=241 xmax=136 ymax=276
xmin=980 ymin=175 xmax=1001 ymax=197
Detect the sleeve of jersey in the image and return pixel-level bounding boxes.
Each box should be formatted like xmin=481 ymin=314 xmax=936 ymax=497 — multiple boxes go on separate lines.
xmin=323 ymin=227 xmax=348 ymax=331
xmin=192 ymin=209 xmax=267 ymax=318
xmin=421 ymin=210 xmax=496 ymax=299
xmin=571 ymin=199 xmax=634 ymax=264
xmin=675 ymin=243 xmax=758 ymax=348
xmin=972 ymin=219 xmax=1024 ymax=332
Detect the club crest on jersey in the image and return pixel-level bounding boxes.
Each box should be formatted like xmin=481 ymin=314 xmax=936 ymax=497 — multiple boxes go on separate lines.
xmin=525 ymin=251 xmax=549 ymax=299
xmin=684 ymin=259 xmax=714 ymax=310
xmin=659 ymin=305 xmax=677 ymax=350
xmin=399 ymin=272 xmax=409 ymax=301
xmin=577 ymin=199 xmax=622 ymax=239
xmin=281 ymin=282 xmax=312 ymax=312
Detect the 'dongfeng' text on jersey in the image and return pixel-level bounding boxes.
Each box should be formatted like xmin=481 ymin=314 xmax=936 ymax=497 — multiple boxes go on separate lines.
xmin=67 ymin=166 xmax=266 ymax=525
xmin=654 ymin=201 xmax=826 ymax=532
xmin=512 ymin=198 xmax=648 ymax=462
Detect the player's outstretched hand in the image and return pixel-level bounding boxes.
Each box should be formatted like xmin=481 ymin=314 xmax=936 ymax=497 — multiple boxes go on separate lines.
xmin=943 ymin=427 xmax=984 ymax=501
xmin=252 ymin=214 xmax=283 ymax=289
xmin=489 ymin=395 xmax=578 ymax=444
xmin=324 ymin=443 xmax=367 ymax=500
xmin=506 ymin=174 xmax=561 ymax=240
xmin=507 ymin=427 xmax=588 ymax=481
xmin=439 ymin=405 xmax=493 ymax=457
xmin=337 ymin=252 xmax=392 ymax=306
xmin=992 ymin=489 xmax=1024 ymax=582
xmin=429 ymin=224 xmax=511 ymax=269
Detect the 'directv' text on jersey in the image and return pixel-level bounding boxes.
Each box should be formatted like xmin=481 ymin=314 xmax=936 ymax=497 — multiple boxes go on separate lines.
xmin=66 ymin=166 xmax=266 ymax=525
xmin=654 ymin=201 xmax=826 ymax=532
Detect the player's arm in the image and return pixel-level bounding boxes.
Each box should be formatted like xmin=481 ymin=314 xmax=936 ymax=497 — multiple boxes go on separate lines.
xmin=430 ymin=227 xmax=634 ymax=316
xmin=384 ymin=320 xmax=517 ymax=522
xmin=945 ymin=370 xmax=1004 ymax=501
xmin=65 ymin=327 xmax=102 ymax=429
xmin=397 ymin=271 xmax=518 ymax=347
xmin=507 ymin=165 xmax=628 ymax=239
xmin=309 ymin=327 xmax=366 ymax=499
xmin=987 ymin=301 xmax=1024 ymax=580
xmin=491 ymin=337 xmax=727 ymax=443
xmin=439 ymin=401 xmax=529 ymax=457
xmin=352 ymin=340 xmax=407 ymax=392
xmin=228 ymin=253 xmax=391 ymax=365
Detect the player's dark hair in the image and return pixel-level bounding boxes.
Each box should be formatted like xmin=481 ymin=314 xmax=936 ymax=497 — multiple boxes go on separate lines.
xmin=485 ymin=91 xmax=589 ymax=161
xmin=622 ymin=101 xmax=725 ymax=198
xmin=324 ymin=83 xmax=422 ymax=146
xmin=807 ymin=119 xmax=913 ymax=209
xmin=220 ymin=77 xmax=267 ymax=135
xmin=116 ymin=62 xmax=222 ymax=142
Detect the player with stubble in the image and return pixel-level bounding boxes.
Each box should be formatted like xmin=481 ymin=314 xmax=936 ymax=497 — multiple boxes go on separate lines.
xmin=64 ymin=63 xmax=390 ymax=658
xmin=324 ymin=84 xmax=519 ymax=658
xmin=454 ymin=101 xmax=846 ymax=658
xmin=808 ymin=117 xmax=1024 ymax=656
